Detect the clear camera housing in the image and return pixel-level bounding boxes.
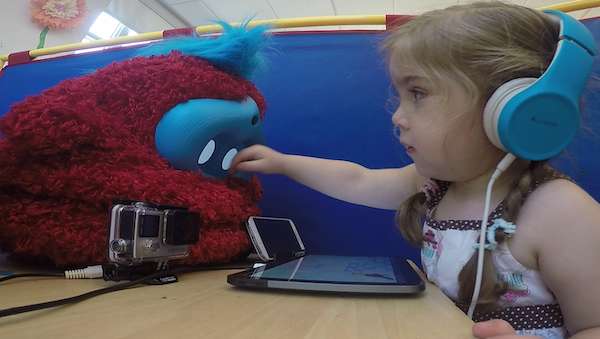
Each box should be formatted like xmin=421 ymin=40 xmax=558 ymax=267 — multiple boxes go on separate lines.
xmin=108 ymin=200 xmax=201 ymax=266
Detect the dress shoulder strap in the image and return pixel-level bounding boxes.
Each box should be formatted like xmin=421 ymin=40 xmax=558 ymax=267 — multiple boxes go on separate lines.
xmin=425 ymin=179 xmax=451 ymax=210
xmin=424 ymin=167 xmax=570 ymax=212
xmin=527 ymin=167 xmax=572 ymax=196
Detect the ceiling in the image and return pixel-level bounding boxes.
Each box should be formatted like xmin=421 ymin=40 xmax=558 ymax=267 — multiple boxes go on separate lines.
xmin=138 ymin=0 xmax=600 ymax=31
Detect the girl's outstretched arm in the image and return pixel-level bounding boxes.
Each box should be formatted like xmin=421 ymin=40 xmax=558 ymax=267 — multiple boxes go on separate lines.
xmin=229 ymin=144 xmax=426 ymax=210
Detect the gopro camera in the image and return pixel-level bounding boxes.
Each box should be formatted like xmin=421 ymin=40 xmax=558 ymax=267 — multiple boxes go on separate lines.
xmin=108 ymin=200 xmax=201 ymax=266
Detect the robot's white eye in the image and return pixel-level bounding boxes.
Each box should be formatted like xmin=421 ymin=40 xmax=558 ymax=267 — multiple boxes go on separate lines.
xmin=222 ymin=148 xmax=238 ymax=170
xmin=198 ymin=139 xmax=216 ymax=165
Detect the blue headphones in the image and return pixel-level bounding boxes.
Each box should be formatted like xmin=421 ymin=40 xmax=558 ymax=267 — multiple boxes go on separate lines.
xmin=483 ymin=10 xmax=596 ymax=161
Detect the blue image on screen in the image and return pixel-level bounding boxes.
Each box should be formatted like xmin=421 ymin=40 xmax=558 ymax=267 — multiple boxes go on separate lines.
xmin=256 ymin=255 xmax=398 ymax=284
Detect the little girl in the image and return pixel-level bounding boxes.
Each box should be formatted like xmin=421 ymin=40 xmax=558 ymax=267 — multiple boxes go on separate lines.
xmin=230 ymin=2 xmax=600 ymax=338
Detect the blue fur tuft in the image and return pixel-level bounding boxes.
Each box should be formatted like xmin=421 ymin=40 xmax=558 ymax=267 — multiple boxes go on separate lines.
xmin=136 ymin=21 xmax=270 ymax=79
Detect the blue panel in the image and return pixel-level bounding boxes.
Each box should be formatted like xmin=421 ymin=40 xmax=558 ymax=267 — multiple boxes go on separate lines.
xmin=556 ymin=19 xmax=600 ymax=197
xmin=0 ymin=47 xmax=138 ymax=119
xmin=252 ymin=33 xmax=418 ymax=261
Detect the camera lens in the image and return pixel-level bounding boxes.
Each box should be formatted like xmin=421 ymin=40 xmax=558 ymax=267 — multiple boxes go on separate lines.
xmin=175 ymin=218 xmax=194 ymax=241
xmin=165 ymin=210 xmax=200 ymax=246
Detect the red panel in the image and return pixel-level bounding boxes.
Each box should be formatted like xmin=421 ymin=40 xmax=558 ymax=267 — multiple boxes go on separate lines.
xmin=163 ymin=27 xmax=196 ymax=38
xmin=386 ymin=15 xmax=415 ymax=30
xmin=7 ymin=51 xmax=33 ymax=66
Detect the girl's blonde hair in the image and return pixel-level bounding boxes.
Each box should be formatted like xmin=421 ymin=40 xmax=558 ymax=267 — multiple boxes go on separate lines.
xmin=383 ymin=1 xmax=558 ymax=118
xmin=382 ymin=1 xmax=560 ymax=309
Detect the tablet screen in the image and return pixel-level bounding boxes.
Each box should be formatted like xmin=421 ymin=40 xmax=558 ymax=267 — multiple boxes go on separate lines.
xmin=255 ymin=255 xmax=399 ymax=283
xmin=228 ymin=254 xmax=425 ymax=294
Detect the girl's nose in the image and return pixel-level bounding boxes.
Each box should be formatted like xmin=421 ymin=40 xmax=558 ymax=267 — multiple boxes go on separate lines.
xmin=392 ymin=107 xmax=409 ymax=130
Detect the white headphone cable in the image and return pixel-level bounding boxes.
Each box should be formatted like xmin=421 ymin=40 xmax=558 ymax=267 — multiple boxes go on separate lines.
xmin=467 ymin=153 xmax=516 ymax=319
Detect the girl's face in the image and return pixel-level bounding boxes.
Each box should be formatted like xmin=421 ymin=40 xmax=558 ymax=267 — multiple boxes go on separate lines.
xmin=389 ymin=54 xmax=503 ymax=182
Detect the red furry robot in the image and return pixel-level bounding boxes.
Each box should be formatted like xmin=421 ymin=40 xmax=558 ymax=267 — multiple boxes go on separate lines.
xmin=0 ymin=24 xmax=269 ymax=267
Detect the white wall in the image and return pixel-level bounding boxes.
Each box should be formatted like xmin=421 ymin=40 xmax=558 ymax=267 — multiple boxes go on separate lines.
xmin=0 ymin=0 xmax=112 ymax=57
xmin=106 ymin=0 xmax=176 ymax=33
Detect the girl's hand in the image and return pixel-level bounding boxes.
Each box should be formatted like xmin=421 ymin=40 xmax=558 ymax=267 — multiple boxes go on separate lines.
xmin=472 ymin=320 xmax=541 ymax=339
xmin=229 ymin=144 xmax=286 ymax=175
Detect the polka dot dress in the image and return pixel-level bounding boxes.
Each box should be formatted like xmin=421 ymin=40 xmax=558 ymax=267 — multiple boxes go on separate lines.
xmin=420 ymin=169 xmax=570 ymax=339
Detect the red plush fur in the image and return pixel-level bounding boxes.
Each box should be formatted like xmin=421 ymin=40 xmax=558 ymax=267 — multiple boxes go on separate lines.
xmin=0 ymin=52 xmax=268 ymax=267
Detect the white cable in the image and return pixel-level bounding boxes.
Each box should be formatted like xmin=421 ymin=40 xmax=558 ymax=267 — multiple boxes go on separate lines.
xmin=467 ymin=153 xmax=516 ymax=319
xmin=64 ymin=265 xmax=104 ymax=279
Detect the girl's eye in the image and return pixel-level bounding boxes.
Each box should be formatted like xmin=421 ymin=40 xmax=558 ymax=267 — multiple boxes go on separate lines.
xmin=410 ymin=89 xmax=425 ymax=102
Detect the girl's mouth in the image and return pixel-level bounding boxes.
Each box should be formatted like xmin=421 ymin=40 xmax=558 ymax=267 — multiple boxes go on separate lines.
xmin=401 ymin=142 xmax=415 ymax=154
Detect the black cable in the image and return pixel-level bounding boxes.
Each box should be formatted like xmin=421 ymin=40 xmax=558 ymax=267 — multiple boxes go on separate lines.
xmin=0 ymin=273 xmax=65 ymax=283
xmin=0 ymin=264 xmax=252 ymax=318
xmin=0 ymin=266 xmax=190 ymax=318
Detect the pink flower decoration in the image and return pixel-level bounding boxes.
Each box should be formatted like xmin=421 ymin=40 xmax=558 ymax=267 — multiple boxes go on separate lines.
xmin=30 ymin=0 xmax=90 ymax=30
xmin=419 ymin=179 xmax=439 ymax=201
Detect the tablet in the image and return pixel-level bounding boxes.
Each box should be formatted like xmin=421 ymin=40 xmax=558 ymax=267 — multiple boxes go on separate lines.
xmin=227 ymin=254 xmax=425 ymax=294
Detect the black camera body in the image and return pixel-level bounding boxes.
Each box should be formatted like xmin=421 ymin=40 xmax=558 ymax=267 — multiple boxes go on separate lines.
xmin=108 ymin=200 xmax=201 ymax=266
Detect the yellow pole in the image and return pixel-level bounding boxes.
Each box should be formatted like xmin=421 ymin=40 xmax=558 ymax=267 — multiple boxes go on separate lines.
xmin=2 ymin=0 xmax=600 ymax=64
xmin=0 ymin=15 xmax=385 ymax=64
xmin=0 ymin=31 xmax=164 ymax=64
xmin=193 ymin=15 xmax=385 ymax=34
xmin=538 ymin=0 xmax=600 ymax=12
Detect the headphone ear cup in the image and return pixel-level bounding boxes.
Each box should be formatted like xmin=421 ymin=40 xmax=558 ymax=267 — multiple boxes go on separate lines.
xmin=483 ymin=78 xmax=537 ymax=152
xmin=482 ymin=10 xmax=593 ymax=161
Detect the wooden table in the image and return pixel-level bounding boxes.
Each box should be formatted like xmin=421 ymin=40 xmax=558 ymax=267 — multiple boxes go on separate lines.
xmin=0 ymin=255 xmax=474 ymax=338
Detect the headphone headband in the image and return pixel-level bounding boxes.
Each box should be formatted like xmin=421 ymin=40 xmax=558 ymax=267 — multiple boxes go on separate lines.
xmin=543 ymin=9 xmax=596 ymax=56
